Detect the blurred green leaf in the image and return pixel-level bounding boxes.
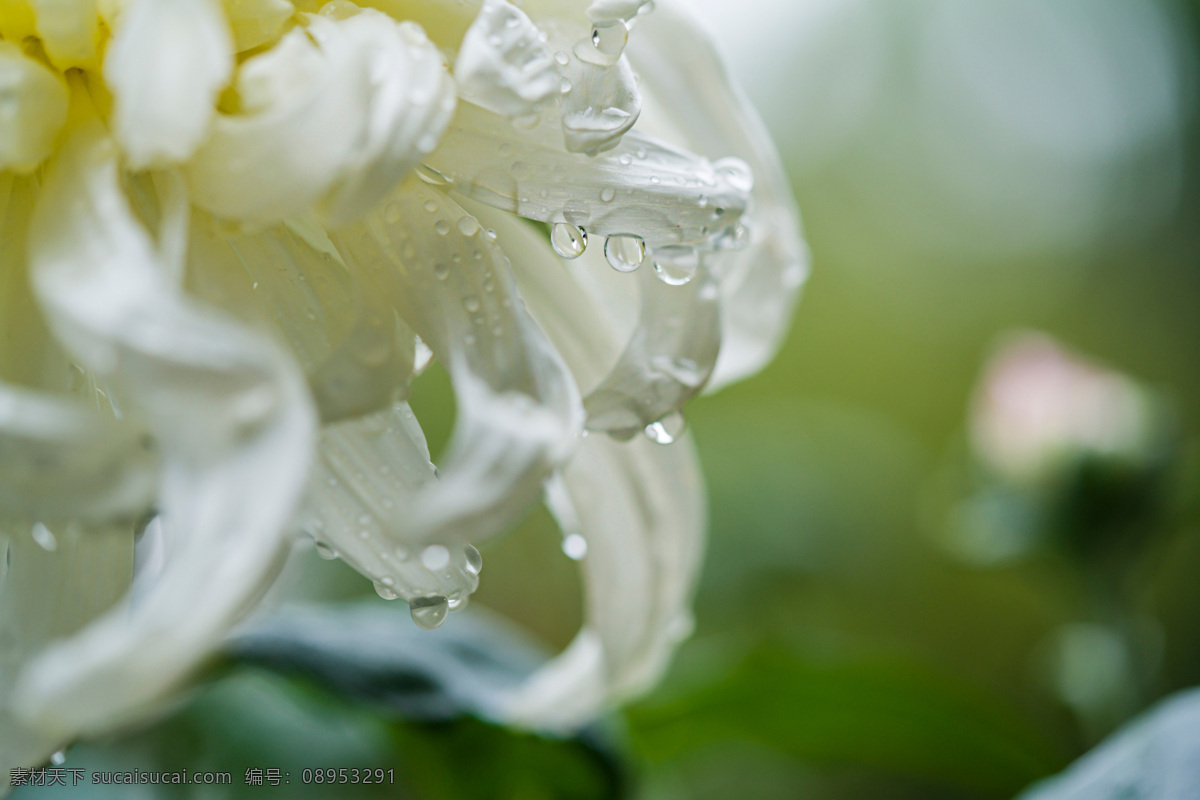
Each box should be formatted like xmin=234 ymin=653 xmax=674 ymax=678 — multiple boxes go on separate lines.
xmin=628 ymin=643 xmax=1071 ymax=799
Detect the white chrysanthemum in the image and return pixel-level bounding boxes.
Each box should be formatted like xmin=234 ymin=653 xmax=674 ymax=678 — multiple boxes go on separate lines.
xmin=0 ymin=0 xmax=807 ymax=775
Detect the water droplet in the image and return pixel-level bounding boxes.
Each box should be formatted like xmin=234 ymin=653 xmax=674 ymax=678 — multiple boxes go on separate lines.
xmin=464 ymin=544 xmax=483 ymax=575
xmin=604 ymin=235 xmax=645 ymax=272
xmin=463 ymin=295 xmax=482 ymax=313
xmin=423 ymin=199 xmax=438 ymax=213
xmin=395 ymin=545 xmax=410 ymax=561
xmin=421 ymin=544 xmax=451 ymax=570
xmin=591 ymin=20 xmax=628 ymax=59
xmin=434 ymin=220 xmax=450 ymax=235
xmin=410 ymin=595 xmax=449 ymax=630
xmin=457 ymin=216 xmax=480 ymax=236
xmin=50 ymin=750 xmax=66 ymax=766
xmin=433 ymin=262 xmax=450 ymax=280
xmin=560 ymin=78 xmax=573 ymax=94
xmin=651 ymin=246 xmax=699 ymax=286
xmin=644 ymin=411 xmax=686 ymax=444
xmin=31 ymin=523 xmax=56 ymax=552
xmin=415 ymin=164 xmax=453 ymax=187
xmin=600 ymin=187 xmax=616 ymax=202
xmin=448 ymin=595 xmax=469 ymax=611
xmin=551 ymin=223 xmax=588 ymax=259
xmin=555 ymin=51 xmax=570 ymax=66
xmin=562 ymin=533 xmax=588 ymax=560
xmin=314 ymin=541 xmax=339 ymax=560
xmin=374 ymin=581 xmax=399 ymax=600
xmin=714 ymin=157 xmax=754 ymax=192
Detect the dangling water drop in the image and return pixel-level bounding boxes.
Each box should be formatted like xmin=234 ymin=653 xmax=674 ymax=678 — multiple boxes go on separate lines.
xmin=551 ymin=223 xmax=587 ymax=259
xmin=314 ymin=541 xmax=338 ymax=560
xmin=448 ymin=595 xmax=469 ymax=611
xmin=562 ymin=533 xmax=588 ymax=561
xmin=604 ymin=235 xmax=645 ymax=272
xmin=410 ymin=595 xmax=449 ymax=630
xmin=464 ymin=544 xmax=483 ymax=575
xmin=651 ymin=246 xmax=700 ymax=286
xmin=374 ymin=581 xmax=399 ymax=600
xmin=644 ymin=411 xmax=686 ymax=444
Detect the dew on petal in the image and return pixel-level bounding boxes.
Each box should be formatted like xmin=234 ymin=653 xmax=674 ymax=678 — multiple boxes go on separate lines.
xmin=644 ymin=411 xmax=687 ymax=444
xmin=31 ymin=523 xmax=57 ymax=552
xmin=551 ymin=223 xmax=588 ymax=259
xmin=314 ymin=541 xmax=339 ymax=560
xmin=562 ymin=533 xmax=588 ymax=560
xmin=464 ymin=544 xmax=483 ymax=575
xmin=410 ymin=595 xmax=449 ymax=629
xmin=415 ymin=164 xmax=453 ymax=187
xmin=604 ymin=234 xmax=645 ymax=272
xmin=421 ymin=544 xmax=451 ymax=570
xmin=374 ymin=581 xmax=399 ymax=600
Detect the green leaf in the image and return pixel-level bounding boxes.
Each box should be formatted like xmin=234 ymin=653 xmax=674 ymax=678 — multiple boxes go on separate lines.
xmin=629 ymin=643 xmax=1071 ymax=799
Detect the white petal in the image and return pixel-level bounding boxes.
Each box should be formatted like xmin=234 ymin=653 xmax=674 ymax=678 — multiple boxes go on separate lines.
xmin=104 ymin=0 xmax=233 ymax=169
xmin=303 ymin=401 xmax=483 ymax=607
xmin=425 ymin=103 xmax=749 ymax=251
xmin=466 ymin=200 xmax=720 ymax=436
xmin=329 ymin=179 xmax=584 ymax=548
xmin=19 ymin=113 xmax=316 ymax=739
xmin=547 ymin=21 xmax=642 ymax=155
xmin=0 ymin=42 xmax=68 ymax=173
xmin=185 ymin=8 xmax=457 ymax=225
xmin=0 ymin=388 xmax=158 ymax=523
xmin=0 ymin=520 xmax=133 ymax=775
xmin=627 ymin=1 xmax=810 ymax=390
xmin=506 ymin=433 xmax=705 ymax=729
xmin=222 ymin=0 xmax=294 ymax=52
xmin=28 ymin=0 xmax=100 ymax=69
xmin=456 ymin=0 xmax=561 ymax=118
xmin=186 ymin=211 xmax=416 ymax=424
xmin=456 ymin=205 xmax=704 ymax=729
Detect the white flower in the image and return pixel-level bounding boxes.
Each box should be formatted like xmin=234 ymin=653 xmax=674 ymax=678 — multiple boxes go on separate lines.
xmin=0 ymin=0 xmax=807 ymax=774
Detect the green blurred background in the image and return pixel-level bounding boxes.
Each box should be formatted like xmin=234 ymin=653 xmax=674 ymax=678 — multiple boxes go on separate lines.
xmin=23 ymin=1 xmax=1200 ymax=798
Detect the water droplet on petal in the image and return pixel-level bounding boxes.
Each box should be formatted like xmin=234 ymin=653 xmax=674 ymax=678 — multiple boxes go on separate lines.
xmin=604 ymin=235 xmax=645 ymax=272
xmin=591 ymin=19 xmax=628 ymax=59
xmin=434 ymin=220 xmax=450 ymax=235
xmin=415 ymin=164 xmax=453 ymax=187
xmin=464 ymin=544 xmax=483 ymax=575
xmin=463 ymin=295 xmax=482 ymax=313
xmin=651 ymin=246 xmax=699 ymax=286
xmin=448 ymin=595 xmax=469 ymax=611
xmin=714 ymin=157 xmax=754 ymax=192
xmin=600 ymin=187 xmax=616 ymax=202
xmin=375 ymin=581 xmax=399 ymax=600
xmin=31 ymin=523 xmax=57 ymax=552
xmin=423 ymin=199 xmax=438 ymax=213
xmin=314 ymin=541 xmax=339 ymax=560
xmin=644 ymin=411 xmax=686 ymax=444
xmin=551 ymin=223 xmax=588 ymax=259
xmin=457 ymin=216 xmax=480 ymax=236
xmin=410 ymin=595 xmax=449 ymax=629
xmin=433 ymin=262 xmax=450 ymax=280
xmin=562 ymin=533 xmax=588 ymax=560
xmin=50 ymin=750 xmax=66 ymax=766
xmin=421 ymin=544 xmax=451 ymax=570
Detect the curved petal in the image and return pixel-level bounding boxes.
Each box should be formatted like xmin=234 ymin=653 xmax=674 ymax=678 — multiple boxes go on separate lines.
xmin=29 ymin=0 xmax=101 ymax=69
xmin=627 ymin=0 xmax=809 ymax=390
xmin=456 ymin=205 xmax=705 ymax=729
xmin=221 ymin=0 xmax=294 ymax=53
xmin=0 ymin=520 xmax=133 ymax=777
xmin=104 ymin=0 xmax=233 ymax=169
xmin=466 ymin=200 xmax=720 ymax=437
xmin=303 ymin=401 xmax=484 ymax=617
xmin=425 ymin=103 xmax=749 ymax=251
xmin=0 ymin=42 xmax=68 ymax=174
xmin=455 ymin=0 xmax=562 ymax=118
xmin=185 ymin=5 xmax=457 ymax=225
xmin=19 ymin=110 xmax=315 ymax=739
xmin=506 ymin=433 xmax=705 ymax=730
xmin=186 ymin=211 xmax=416 ymax=425
xmin=0 ymin=388 xmax=158 ymax=523
xmin=327 ymin=179 xmax=583 ymax=549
